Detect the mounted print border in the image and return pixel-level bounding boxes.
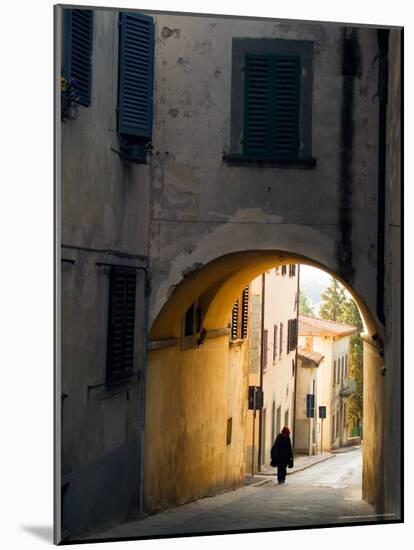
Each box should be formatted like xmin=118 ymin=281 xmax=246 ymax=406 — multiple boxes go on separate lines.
xmin=54 ymin=3 xmax=403 ymax=544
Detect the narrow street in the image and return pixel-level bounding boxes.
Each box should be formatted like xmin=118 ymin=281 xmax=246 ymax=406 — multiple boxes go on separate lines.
xmin=85 ymin=448 xmax=382 ymax=541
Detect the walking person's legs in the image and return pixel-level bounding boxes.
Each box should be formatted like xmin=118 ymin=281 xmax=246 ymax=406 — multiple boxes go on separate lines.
xmin=277 ymin=465 xmax=285 ymax=484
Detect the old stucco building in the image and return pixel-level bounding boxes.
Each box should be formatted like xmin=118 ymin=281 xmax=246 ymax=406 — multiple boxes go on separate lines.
xmin=56 ymin=4 xmax=402 ymax=541
xmin=245 ymin=266 xmax=298 ymax=473
xmin=296 ymin=315 xmax=357 ymax=454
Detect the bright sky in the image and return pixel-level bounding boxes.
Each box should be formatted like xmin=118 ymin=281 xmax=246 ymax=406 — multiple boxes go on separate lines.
xmin=299 ymin=265 xmax=332 ymax=314
xmin=299 ymin=265 xmax=352 ymax=315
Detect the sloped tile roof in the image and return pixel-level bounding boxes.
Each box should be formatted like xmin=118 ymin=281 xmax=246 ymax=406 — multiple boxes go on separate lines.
xmin=297 ymin=347 xmax=324 ymax=366
xmin=299 ymin=314 xmax=357 ymax=338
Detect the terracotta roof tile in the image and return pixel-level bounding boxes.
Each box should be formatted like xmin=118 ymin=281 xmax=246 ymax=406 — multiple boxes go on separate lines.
xmin=297 ymin=347 xmax=324 ymax=366
xmin=299 ymin=314 xmax=357 ymax=337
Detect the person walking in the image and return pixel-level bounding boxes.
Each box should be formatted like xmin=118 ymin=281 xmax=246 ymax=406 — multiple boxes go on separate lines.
xmin=270 ymin=426 xmax=294 ymax=484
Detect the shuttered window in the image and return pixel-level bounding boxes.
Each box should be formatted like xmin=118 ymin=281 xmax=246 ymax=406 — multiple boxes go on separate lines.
xmin=243 ymin=54 xmax=300 ymax=161
xmin=118 ymin=12 xmax=154 ymax=139
xmin=231 ymin=286 xmax=249 ymax=341
xmin=184 ymin=301 xmax=201 ymax=337
xmin=279 ymin=323 xmax=283 ymax=357
xmin=273 ymin=324 xmax=278 ymax=361
xmin=63 ymin=9 xmax=94 ymax=107
xmin=263 ymin=329 xmax=268 ymax=369
xmin=106 ymin=268 xmax=137 ymax=382
xmin=241 ymin=287 xmax=249 ymax=339
xmin=231 ymin=299 xmax=239 ymax=340
xmin=287 ymin=318 xmax=298 ymax=352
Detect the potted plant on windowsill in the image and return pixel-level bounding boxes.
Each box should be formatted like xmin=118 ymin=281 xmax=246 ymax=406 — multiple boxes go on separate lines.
xmin=61 ymin=76 xmax=80 ymax=121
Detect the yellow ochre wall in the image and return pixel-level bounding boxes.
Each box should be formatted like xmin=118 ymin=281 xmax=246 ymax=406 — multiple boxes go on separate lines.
xmin=144 ymin=334 xmax=249 ymax=513
xmin=362 ymin=337 xmax=384 ymax=508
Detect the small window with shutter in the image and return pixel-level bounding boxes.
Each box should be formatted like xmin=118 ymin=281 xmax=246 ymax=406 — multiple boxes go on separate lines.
xmin=287 ymin=318 xmax=298 ymax=352
xmin=226 ymin=38 xmax=314 ymax=167
xmin=243 ymin=54 xmax=300 ymax=161
xmin=263 ymin=329 xmax=269 ymax=369
xmin=231 ymin=299 xmax=239 ymax=340
xmin=106 ymin=267 xmax=137 ymax=383
xmin=117 ymin=12 xmax=155 ymax=162
xmin=279 ymin=322 xmax=283 ymax=357
xmin=241 ymin=287 xmax=249 ymax=339
xmin=231 ymin=286 xmax=249 ymax=341
xmin=62 ymin=9 xmax=94 ymax=107
xmin=183 ymin=301 xmax=201 ymax=337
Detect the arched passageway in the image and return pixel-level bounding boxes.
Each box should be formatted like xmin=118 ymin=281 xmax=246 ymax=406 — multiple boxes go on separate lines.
xmin=149 ymin=251 xmax=379 ymax=341
xmin=144 ymin=250 xmax=384 ymax=514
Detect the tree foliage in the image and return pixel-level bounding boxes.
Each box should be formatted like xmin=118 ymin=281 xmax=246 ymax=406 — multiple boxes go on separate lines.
xmin=319 ymin=278 xmax=363 ymax=427
xmin=319 ymin=278 xmax=346 ymax=322
xmin=338 ymin=298 xmax=363 ymax=427
xmin=299 ymin=290 xmax=314 ymax=316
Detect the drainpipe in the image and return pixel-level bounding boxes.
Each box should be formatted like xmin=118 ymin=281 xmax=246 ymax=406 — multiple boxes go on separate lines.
xmin=257 ymin=272 xmax=266 ymax=471
xmin=292 ymin=264 xmax=300 ymax=452
xmin=376 ymin=29 xmax=389 ymax=326
xmin=138 ymin=269 xmax=151 ymax=517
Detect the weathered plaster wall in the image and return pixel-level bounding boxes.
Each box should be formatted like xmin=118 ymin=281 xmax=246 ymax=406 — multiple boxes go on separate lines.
xmin=144 ymin=334 xmax=248 ymax=512
xmin=382 ymin=29 xmax=402 ymax=519
xmin=295 ymin=361 xmax=318 ymax=454
xmin=260 ymin=270 xmax=298 ymax=462
xmin=362 ymin=338 xmax=384 ymax=508
xmin=61 ymin=9 xmax=150 ymax=254
xmin=331 ymin=336 xmax=352 ymax=448
xmin=245 ymin=286 xmax=261 ymax=473
xmin=298 ymin=334 xmax=335 ymax=452
xmin=59 ymin=7 xmax=149 ymax=536
xmin=148 ymin=14 xmax=380 ymax=341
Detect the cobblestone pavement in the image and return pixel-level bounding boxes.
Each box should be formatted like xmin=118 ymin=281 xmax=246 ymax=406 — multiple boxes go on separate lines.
xmin=84 ymin=448 xmax=384 ymax=541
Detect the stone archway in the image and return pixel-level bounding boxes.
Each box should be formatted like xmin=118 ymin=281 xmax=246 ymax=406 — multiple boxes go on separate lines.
xmin=144 ymin=247 xmax=384 ymax=515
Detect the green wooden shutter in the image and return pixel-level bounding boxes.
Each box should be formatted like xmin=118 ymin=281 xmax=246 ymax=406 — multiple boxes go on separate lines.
xmin=243 ymin=54 xmax=300 ymax=161
xmin=243 ymin=54 xmax=271 ymax=158
xmin=118 ymin=12 xmax=154 ymax=139
xmin=62 ymin=9 xmax=94 ymax=107
xmin=274 ymin=56 xmax=300 ymax=160
xmin=106 ymin=268 xmax=136 ymax=382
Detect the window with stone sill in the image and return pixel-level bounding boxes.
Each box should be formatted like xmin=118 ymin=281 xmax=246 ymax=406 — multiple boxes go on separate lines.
xmin=225 ymin=38 xmax=315 ymax=167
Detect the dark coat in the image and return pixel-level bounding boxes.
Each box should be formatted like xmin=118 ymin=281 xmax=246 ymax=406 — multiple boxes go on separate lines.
xmin=270 ymin=434 xmax=294 ymax=467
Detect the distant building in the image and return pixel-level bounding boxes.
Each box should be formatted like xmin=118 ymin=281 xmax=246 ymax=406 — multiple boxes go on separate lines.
xmin=296 ymin=315 xmax=356 ymax=453
xmin=294 ymin=347 xmax=324 ymax=455
xmin=245 ymin=265 xmax=299 ymax=473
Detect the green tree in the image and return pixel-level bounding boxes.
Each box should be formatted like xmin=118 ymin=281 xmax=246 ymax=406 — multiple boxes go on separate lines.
xmin=319 ymin=278 xmax=363 ymax=428
xmin=338 ymin=299 xmax=363 ymax=429
xmin=299 ymin=290 xmax=314 ymax=315
xmin=319 ymin=277 xmax=346 ymax=321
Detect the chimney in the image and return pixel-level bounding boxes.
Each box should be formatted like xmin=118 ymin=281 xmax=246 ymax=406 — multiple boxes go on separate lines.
xmin=304 ymin=335 xmax=313 ymax=352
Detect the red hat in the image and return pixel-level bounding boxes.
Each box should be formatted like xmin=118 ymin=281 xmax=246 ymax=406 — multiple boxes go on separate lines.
xmin=281 ymin=426 xmax=290 ymax=436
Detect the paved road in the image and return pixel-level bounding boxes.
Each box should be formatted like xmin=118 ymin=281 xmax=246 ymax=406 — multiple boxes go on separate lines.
xmin=86 ymin=448 xmax=380 ymax=541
